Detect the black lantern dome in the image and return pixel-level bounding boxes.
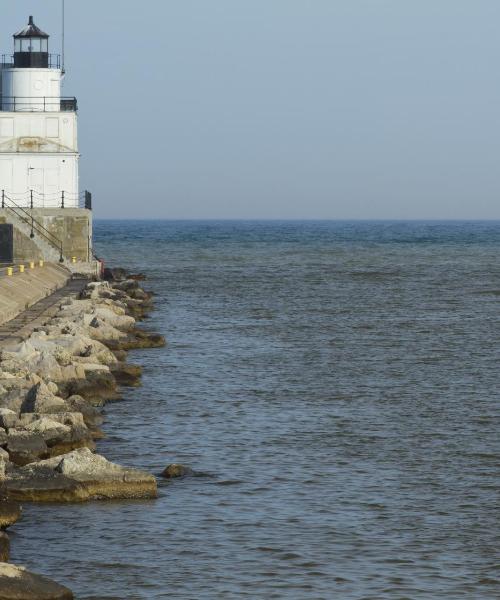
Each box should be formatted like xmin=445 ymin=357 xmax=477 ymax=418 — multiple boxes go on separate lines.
xmin=13 ymin=16 xmax=49 ymax=68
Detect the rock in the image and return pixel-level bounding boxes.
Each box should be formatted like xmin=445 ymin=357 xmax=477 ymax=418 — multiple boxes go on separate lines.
xmin=160 ymin=464 xmax=194 ymax=479
xmin=6 ymin=431 xmax=48 ymax=467
xmin=103 ymin=267 xmax=128 ymax=282
xmin=79 ymin=282 xmax=111 ymax=300
xmin=110 ymin=349 xmax=128 ymax=362
xmin=0 ymin=410 xmax=18 ymax=431
xmin=19 ymin=413 xmax=72 ymax=428
xmin=0 ymin=502 xmax=22 ymax=529
xmin=57 ymin=371 xmax=119 ymax=406
xmin=122 ymin=298 xmax=153 ymax=320
xmin=0 ymin=342 xmax=38 ymax=364
xmin=126 ymin=288 xmax=150 ymax=301
xmin=24 ymin=418 xmax=71 ymax=441
xmin=47 ymin=382 xmax=59 ymax=395
xmin=6 ymin=448 xmax=157 ymax=502
xmin=106 ymin=330 xmax=166 ymax=351
xmin=0 ymin=563 xmax=73 ymax=599
xmin=52 ymin=348 xmax=73 ymax=367
xmin=109 ymin=363 xmax=142 ymax=387
xmin=0 ymin=381 xmax=32 ymax=415
xmin=21 ymin=384 xmax=68 ymax=416
xmin=0 ymin=533 xmax=9 ymax=562
xmin=9 ymin=350 xmax=63 ymax=383
xmin=110 ymin=279 xmax=140 ymax=292
xmin=83 ymin=310 xmax=135 ymax=333
xmin=18 ymin=415 xmax=95 ymax=457
xmin=85 ymin=317 xmax=126 ymax=343
xmin=0 ymin=428 xmax=8 ymax=446
xmin=64 ymin=396 xmax=104 ymax=431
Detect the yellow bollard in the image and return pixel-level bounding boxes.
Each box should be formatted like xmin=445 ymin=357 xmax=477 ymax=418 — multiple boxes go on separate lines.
xmin=7 ymin=267 xmax=13 ymax=277
xmin=19 ymin=264 xmax=25 ymax=273
xmin=71 ymin=256 xmax=77 ymax=264
xmin=29 ymin=261 xmax=35 ymax=269
xmin=39 ymin=260 xmax=44 ymax=267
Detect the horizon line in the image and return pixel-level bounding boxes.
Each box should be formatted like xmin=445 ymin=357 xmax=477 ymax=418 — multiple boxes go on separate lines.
xmin=92 ymin=217 xmax=500 ymax=222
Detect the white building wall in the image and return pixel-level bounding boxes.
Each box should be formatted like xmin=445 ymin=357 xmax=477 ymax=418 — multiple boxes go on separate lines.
xmin=0 ymin=112 xmax=77 ymax=151
xmin=1 ymin=69 xmax=61 ymax=112
xmin=0 ymin=65 xmax=80 ymax=208
xmin=0 ymin=153 xmax=79 ymax=207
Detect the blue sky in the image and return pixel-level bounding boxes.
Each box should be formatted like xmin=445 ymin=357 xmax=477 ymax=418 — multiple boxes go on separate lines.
xmin=1 ymin=1 xmax=500 ymax=219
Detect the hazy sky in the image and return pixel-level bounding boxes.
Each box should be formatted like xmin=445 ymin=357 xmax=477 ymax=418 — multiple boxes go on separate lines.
xmin=1 ymin=1 xmax=500 ymax=219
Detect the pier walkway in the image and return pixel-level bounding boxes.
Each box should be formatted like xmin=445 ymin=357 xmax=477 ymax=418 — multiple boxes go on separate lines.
xmin=0 ymin=278 xmax=87 ymax=346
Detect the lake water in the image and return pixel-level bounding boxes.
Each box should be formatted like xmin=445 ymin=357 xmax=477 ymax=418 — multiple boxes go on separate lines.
xmin=9 ymin=221 xmax=500 ymax=599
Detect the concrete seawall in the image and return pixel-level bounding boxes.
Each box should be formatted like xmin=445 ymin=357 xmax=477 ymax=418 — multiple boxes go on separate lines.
xmin=0 ymin=263 xmax=71 ymax=326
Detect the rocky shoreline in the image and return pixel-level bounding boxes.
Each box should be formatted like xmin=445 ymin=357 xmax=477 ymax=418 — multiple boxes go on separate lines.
xmin=0 ymin=269 xmax=166 ymax=599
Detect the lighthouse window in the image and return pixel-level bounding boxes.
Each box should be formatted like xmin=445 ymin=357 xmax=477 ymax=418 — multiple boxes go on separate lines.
xmin=15 ymin=38 xmax=47 ymax=53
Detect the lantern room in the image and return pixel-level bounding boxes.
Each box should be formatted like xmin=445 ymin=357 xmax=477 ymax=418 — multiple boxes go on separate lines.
xmin=13 ymin=16 xmax=50 ymax=68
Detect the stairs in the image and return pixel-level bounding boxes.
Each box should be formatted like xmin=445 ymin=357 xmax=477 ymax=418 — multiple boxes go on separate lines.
xmin=2 ymin=207 xmax=64 ymax=264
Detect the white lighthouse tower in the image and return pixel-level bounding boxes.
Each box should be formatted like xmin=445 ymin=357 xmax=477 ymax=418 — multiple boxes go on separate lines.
xmin=0 ymin=16 xmax=80 ymax=207
xmin=0 ymin=16 xmax=94 ymax=268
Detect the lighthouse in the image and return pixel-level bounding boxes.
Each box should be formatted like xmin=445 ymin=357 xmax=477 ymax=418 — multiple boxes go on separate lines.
xmin=0 ymin=16 xmax=94 ymax=268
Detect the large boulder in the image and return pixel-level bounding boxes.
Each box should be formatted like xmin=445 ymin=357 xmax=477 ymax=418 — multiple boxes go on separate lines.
xmin=5 ymin=448 xmax=157 ymax=502
xmin=17 ymin=415 xmax=95 ymax=458
xmin=64 ymin=396 xmax=104 ymax=433
xmin=0 ymin=410 xmax=18 ymax=431
xmin=21 ymin=384 xmax=68 ymax=415
xmin=0 ymin=380 xmax=32 ymax=415
xmin=5 ymin=432 xmax=48 ymax=466
xmin=56 ymin=370 xmax=119 ymax=406
xmin=105 ymin=330 xmax=166 ymax=351
xmin=0 ymin=563 xmax=73 ymax=599
xmin=109 ymin=363 xmax=142 ymax=387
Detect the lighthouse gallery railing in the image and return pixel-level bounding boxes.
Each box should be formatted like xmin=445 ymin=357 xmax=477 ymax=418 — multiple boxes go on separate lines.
xmin=1 ymin=54 xmax=62 ymax=70
xmin=0 ymin=96 xmax=77 ymax=112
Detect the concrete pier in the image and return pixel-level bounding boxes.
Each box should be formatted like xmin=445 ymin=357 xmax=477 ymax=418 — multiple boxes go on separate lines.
xmin=0 ymin=262 xmax=70 ymax=326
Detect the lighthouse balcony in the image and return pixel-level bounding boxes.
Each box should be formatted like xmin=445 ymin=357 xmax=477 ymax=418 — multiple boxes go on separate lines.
xmin=1 ymin=54 xmax=61 ymax=70
xmin=0 ymin=96 xmax=77 ymax=112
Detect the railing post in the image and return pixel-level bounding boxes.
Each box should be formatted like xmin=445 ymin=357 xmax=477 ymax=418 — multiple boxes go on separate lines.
xmin=30 ymin=190 xmax=33 ymax=210
xmin=30 ymin=216 xmax=35 ymax=239
xmin=61 ymin=191 xmax=65 ymax=209
xmin=1 ymin=190 xmax=4 ymax=209
xmin=59 ymin=244 xmax=64 ymax=263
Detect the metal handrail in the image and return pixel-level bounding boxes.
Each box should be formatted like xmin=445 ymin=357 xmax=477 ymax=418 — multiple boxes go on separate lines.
xmin=2 ymin=193 xmax=65 ymax=262
xmin=0 ymin=96 xmax=77 ymax=112
xmin=2 ymin=189 xmax=92 ymax=210
xmin=1 ymin=54 xmax=61 ymax=69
